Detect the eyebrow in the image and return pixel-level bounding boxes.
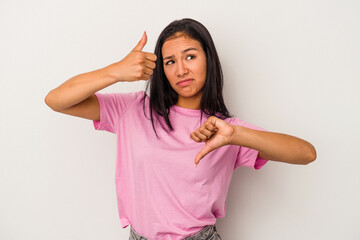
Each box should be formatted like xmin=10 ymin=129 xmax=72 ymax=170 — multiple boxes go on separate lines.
xmin=163 ymin=47 xmax=199 ymax=61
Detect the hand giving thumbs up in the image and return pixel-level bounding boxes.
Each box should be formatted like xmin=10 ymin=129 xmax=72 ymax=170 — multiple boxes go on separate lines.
xmin=105 ymin=31 xmax=157 ymax=82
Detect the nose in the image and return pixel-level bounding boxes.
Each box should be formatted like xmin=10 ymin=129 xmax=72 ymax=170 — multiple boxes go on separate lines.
xmin=175 ymin=60 xmax=189 ymax=77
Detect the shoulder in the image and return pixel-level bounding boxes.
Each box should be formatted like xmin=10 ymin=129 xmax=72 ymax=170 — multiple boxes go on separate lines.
xmin=110 ymin=90 xmax=148 ymax=102
xmin=118 ymin=90 xmax=147 ymax=98
xmin=223 ymin=116 xmax=240 ymax=125
xmin=224 ymin=116 xmax=266 ymax=131
xmin=94 ymin=90 xmax=148 ymax=110
xmin=128 ymin=90 xmax=147 ymax=101
xmin=95 ymin=90 xmax=146 ymax=98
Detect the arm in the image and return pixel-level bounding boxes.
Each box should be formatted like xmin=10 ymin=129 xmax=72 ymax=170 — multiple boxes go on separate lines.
xmin=230 ymin=125 xmax=317 ymax=165
xmin=45 ymin=31 xmax=156 ymax=116
xmin=191 ymin=116 xmax=317 ymax=166
xmin=44 ymin=68 xmax=117 ymax=112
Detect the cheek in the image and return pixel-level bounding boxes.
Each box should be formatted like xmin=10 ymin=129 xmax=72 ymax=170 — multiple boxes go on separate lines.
xmin=163 ymin=67 xmax=170 ymax=78
xmin=163 ymin=68 xmax=175 ymax=84
xmin=199 ymin=61 xmax=207 ymax=80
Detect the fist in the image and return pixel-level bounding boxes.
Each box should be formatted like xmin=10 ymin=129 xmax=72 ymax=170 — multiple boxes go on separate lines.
xmin=106 ymin=31 xmax=158 ymax=82
xmin=191 ymin=116 xmax=236 ymax=167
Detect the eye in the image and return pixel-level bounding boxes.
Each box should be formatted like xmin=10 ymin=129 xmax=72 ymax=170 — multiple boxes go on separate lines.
xmin=165 ymin=55 xmax=196 ymax=65
xmin=165 ymin=60 xmax=174 ymax=65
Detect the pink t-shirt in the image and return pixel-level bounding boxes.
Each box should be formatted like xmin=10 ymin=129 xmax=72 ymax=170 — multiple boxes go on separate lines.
xmin=93 ymin=90 xmax=268 ymax=240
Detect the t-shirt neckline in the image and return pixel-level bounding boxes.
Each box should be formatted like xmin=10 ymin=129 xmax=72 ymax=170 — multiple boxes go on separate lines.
xmin=171 ymin=105 xmax=203 ymax=117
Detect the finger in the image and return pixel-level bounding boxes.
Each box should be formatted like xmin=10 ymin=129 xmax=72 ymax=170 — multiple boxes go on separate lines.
xmin=144 ymin=60 xmax=156 ymax=70
xmin=194 ymin=145 xmax=214 ymax=167
xmin=144 ymin=52 xmax=157 ymax=62
xmin=190 ymin=132 xmax=202 ymax=142
xmin=199 ymin=128 xmax=213 ymax=137
xmin=194 ymin=131 xmax=209 ymax=141
xmin=133 ymin=31 xmax=147 ymax=52
xmin=142 ymin=67 xmax=153 ymax=77
xmin=142 ymin=72 xmax=151 ymax=80
xmin=204 ymin=120 xmax=217 ymax=131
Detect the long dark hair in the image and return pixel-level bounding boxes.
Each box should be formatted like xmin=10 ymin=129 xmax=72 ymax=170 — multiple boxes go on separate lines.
xmin=142 ymin=18 xmax=233 ymax=138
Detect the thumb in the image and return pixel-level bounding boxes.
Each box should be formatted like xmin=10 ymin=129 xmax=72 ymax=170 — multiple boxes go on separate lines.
xmin=194 ymin=144 xmax=213 ymax=167
xmin=133 ymin=31 xmax=147 ymax=52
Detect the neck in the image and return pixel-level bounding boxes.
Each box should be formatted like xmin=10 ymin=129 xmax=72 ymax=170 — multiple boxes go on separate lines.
xmin=176 ymin=94 xmax=202 ymax=110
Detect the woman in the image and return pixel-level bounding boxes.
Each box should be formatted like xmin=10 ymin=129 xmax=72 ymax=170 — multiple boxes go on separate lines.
xmin=45 ymin=18 xmax=316 ymax=240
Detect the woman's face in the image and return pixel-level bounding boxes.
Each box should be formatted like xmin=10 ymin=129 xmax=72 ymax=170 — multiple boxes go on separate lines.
xmin=162 ymin=34 xmax=207 ymax=108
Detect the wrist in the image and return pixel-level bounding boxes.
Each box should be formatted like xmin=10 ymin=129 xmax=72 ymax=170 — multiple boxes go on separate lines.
xmin=102 ymin=63 xmax=123 ymax=83
xmin=229 ymin=125 xmax=244 ymax=145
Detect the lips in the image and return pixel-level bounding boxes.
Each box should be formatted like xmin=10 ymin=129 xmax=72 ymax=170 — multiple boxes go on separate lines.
xmin=177 ymin=78 xmax=193 ymax=85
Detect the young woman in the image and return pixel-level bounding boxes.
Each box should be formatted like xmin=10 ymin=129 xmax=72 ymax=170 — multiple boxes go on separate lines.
xmin=45 ymin=18 xmax=316 ymax=240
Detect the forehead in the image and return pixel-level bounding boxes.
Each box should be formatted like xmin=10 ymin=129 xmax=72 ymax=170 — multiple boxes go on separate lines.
xmin=162 ymin=35 xmax=202 ymax=54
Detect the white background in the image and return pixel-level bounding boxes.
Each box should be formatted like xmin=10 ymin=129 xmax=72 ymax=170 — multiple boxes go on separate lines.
xmin=1 ymin=0 xmax=359 ymax=239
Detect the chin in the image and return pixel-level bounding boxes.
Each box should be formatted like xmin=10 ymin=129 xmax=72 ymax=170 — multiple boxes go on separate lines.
xmin=180 ymin=91 xmax=202 ymax=99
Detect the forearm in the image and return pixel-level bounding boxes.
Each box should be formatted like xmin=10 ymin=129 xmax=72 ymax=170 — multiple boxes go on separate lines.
xmin=45 ymin=67 xmax=118 ymax=111
xmin=230 ymin=125 xmax=317 ymax=164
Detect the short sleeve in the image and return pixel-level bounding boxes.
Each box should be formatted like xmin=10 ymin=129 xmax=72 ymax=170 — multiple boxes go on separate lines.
xmin=233 ymin=119 xmax=269 ymax=170
xmin=92 ymin=91 xmax=144 ymax=133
